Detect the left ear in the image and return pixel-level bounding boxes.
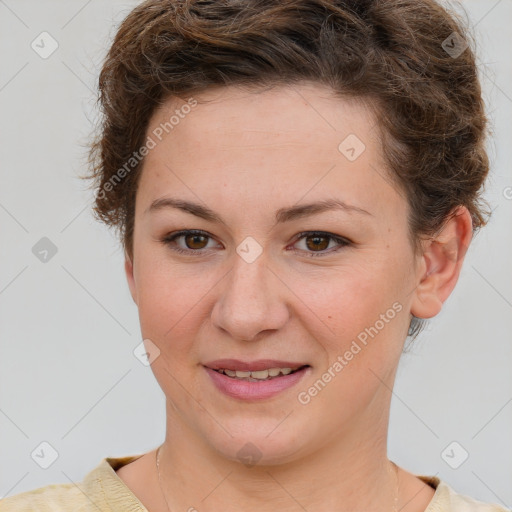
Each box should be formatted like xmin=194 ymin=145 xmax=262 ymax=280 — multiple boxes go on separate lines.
xmin=124 ymin=250 xmax=138 ymax=306
xmin=410 ymin=206 xmax=473 ymax=320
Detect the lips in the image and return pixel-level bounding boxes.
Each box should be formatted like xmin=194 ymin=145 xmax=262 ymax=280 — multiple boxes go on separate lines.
xmin=215 ymin=367 xmax=304 ymax=380
xmin=203 ymin=359 xmax=309 ymax=372
xmin=204 ymin=363 xmax=311 ymax=400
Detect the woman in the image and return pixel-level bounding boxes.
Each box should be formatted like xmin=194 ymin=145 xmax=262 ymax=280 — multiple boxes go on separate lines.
xmin=1 ymin=0 xmax=507 ymax=511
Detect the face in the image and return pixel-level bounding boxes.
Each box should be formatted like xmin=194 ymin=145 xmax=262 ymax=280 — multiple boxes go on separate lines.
xmin=125 ymin=83 xmax=423 ymax=465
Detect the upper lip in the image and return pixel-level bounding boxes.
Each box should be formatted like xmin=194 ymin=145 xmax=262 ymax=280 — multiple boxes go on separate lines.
xmin=203 ymin=359 xmax=309 ymax=371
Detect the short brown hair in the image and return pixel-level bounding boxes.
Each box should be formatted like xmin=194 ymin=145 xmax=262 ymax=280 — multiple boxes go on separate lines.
xmin=84 ymin=0 xmax=490 ymax=338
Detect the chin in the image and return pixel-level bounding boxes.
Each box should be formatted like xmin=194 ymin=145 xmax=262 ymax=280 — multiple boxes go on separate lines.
xmin=202 ymin=421 xmax=313 ymax=468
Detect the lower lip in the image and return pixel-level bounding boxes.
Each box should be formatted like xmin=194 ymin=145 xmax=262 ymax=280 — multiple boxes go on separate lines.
xmin=204 ymin=366 xmax=310 ymax=401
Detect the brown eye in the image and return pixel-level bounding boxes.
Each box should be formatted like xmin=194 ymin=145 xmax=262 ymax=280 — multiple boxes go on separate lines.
xmin=161 ymin=230 xmax=219 ymax=256
xmin=304 ymin=234 xmax=330 ymax=252
xmin=183 ymin=233 xmax=209 ymax=250
xmin=292 ymin=231 xmax=351 ymax=258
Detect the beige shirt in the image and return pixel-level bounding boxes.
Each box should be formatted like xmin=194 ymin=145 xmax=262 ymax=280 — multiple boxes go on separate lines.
xmin=0 ymin=454 xmax=509 ymax=511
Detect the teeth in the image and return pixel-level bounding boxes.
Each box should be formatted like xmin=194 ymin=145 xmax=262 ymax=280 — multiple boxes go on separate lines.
xmin=217 ymin=367 xmax=300 ymax=380
xmin=249 ymin=370 xmax=269 ymax=379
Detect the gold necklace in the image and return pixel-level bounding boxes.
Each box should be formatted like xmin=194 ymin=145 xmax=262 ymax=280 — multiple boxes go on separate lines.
xmin=156 ymin=445 xmax=174 ymax=512
xmin=156 ymin=445 xmax=400 ymax=512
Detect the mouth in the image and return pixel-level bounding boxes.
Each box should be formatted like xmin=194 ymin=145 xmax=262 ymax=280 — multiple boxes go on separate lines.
xmin=211 ymin=365 xmax=309 ymax=382
xmin=203 ymin=361 xmax=311 ymax=400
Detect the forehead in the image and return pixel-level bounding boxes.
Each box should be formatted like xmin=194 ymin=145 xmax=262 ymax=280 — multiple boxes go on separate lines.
xmin=148 ymin=83 xmax=377 ymax=151
xmin=138 ymin=83 xmax=405 ymax=223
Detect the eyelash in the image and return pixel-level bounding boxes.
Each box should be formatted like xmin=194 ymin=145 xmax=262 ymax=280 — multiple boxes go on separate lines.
xmin=160 ymin=229 xmax=351 ymax=258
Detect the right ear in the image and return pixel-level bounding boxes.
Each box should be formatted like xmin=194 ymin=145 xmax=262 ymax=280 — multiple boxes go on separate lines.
xmin=124 ymin=251 xmax=138 ymax=305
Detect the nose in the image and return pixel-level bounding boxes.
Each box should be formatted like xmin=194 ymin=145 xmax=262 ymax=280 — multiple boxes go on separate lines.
xmin=210 ymin=250 xmax=290 ymax=342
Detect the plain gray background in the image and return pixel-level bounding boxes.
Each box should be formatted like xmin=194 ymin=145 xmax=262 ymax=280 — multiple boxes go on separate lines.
xmin=1 ymin=0 xmax=511 ymax=507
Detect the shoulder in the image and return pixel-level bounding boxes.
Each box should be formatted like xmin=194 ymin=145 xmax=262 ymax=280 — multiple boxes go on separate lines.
xmin=0 ymin=454 xmax=146 ymax=512
xmin=419 ymin=475 xmax=510 ymax=512
xmin=440 ymin=484 xmax=510 ymax=512
xmin=0 ymin=483 xmax=89 ymax=511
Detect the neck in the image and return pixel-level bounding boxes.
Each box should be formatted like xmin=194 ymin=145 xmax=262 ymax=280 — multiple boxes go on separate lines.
xmin=157 ymin=399 xmax=398 ymax=512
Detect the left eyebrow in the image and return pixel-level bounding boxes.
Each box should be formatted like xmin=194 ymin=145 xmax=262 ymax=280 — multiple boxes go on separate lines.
xmin=145 ymin=197 xmax=373 ymax=225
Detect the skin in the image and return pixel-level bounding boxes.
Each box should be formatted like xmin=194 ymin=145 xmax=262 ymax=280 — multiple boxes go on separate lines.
xmin=119 ymin=82 xmax=472 ymax=512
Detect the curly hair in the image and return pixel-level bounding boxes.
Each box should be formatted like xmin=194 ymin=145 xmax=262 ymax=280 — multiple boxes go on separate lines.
xmin=83 ymin=0 xmax=490 ymax=339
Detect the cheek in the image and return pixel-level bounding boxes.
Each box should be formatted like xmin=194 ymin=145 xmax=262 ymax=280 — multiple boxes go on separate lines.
xmin=134 ymin=264 xmax=203 ymax=398
xmin=134 ymin=252 xmax=205 ymax=352
xmin=298 ymin=269 xmax=406 ymax=421
xmin=298 ymin=262 xmax=400 ymax=333
xmin=297 ymin=257 xmax=409 ymax=386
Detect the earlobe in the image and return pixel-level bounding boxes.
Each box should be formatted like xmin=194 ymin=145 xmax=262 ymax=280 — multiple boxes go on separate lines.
xmin=410 ymin=206 xmax=473 ymax=320
xmin=124 ymin=252 xmax=138 ymax=305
